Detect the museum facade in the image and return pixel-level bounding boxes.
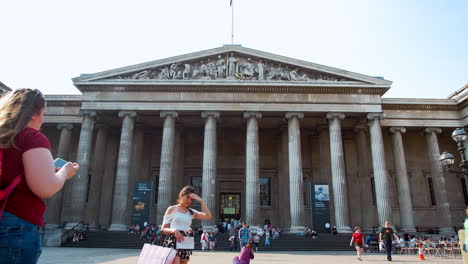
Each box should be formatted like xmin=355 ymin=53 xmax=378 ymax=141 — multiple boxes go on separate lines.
xmin=39 ymin=45 xmax=467 ymax=235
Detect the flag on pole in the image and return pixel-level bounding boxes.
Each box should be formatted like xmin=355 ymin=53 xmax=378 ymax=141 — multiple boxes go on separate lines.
xmin=230 ymin=0 xmax=233 ymax=7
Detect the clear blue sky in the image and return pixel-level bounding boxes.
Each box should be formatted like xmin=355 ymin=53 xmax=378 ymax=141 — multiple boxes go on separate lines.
xmin=1 ymin=0 xmax=466 ymax=98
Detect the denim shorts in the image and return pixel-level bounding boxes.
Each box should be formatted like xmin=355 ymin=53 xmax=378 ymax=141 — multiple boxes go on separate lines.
xmin=0 ymin=211 xmax=42 ymax=264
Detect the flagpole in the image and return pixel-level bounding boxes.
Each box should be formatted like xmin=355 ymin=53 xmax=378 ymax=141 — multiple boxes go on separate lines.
xmin=231 ymin=0 xmax=234 ymax=44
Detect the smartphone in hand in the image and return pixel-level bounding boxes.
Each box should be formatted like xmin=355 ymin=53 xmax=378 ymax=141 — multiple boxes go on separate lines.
xmin=54 ymin=158 xmax=68 ymax=169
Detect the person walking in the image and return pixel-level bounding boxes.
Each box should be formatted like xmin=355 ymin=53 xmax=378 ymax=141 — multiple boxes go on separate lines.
xmin=379 ymin=220 xmax=399 ymax=261
xmin=161 ymin=185 xmax=212 ymax=264
xmin=0 ymin=88 xmax=80 ymax=264
xmin=350 ymin=226 xmax=364 ymax=261
xmin=239 ymin=223 xmax=250 ymax=248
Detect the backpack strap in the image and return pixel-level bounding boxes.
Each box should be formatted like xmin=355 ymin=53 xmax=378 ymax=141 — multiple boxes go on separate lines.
xmin=0 ymin=149 xmax=23 ymax=219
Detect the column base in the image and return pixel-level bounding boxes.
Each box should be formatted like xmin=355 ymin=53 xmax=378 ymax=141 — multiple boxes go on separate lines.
xmin=64 ymin=222 xmax=81 ymax=230
xmin=286 ymin=226 xmax=305 ymax=234
xmin=400 ymin=226 xmax=416 ymax=233
xmin=336 ymin=226 xmax=353 ymax=233
xmin=109 ymin=224 xmax=128 ymax=231
xmin=438 ymin=227 xmax=455 ymax=235
xmin=42 ymin=226 xmax=64 ymax=247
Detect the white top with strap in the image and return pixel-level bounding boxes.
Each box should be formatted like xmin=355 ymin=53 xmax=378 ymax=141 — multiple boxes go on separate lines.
xmin=162 ymin=209 xmax=198 ymax=232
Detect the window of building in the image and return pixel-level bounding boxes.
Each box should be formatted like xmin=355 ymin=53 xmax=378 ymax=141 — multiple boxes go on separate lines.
xmin=260 ymin=178 xmax=271 ymax=207
xmin=370 ymin=177 xmax=376 ymax=206
xmin=428 ymin=177 xmax=436 ymax=206
xmin=461 ymin=178 xmax=468 ymax=206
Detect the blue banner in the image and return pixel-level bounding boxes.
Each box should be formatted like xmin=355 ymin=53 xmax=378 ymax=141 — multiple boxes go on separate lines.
xmin=311 ymin=183 xmax=331 ymax=233
xmin=131 ymin=181 xmax=152 ymax=227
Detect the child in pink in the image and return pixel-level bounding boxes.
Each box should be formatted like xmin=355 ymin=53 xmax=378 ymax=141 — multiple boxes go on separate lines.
xmin=232 ymin=242 xmax=254 ymax=264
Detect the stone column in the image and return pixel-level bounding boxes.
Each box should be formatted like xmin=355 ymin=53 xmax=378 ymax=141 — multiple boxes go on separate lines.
xmin=389 ymin=127 xmax=416 ymax=232
xmin=156 ymin=111 xmax=178 ymax=225
xmin=423 ymin=127 xmax=453 ymax=234
xmin=366 ymin=113 xmax=392 ymax=226
xmin=109 ymin=111 xmax=137 ymax=231
xmin=86 ymin=124 xmax=109 ymax=230
xmin=201 ymin=111 xmax=220 ymax=228
xmin=326 ymin=113 xmax=352 ymax=233
xmin=66 ymin=111 xmax=96 ymax=229
xmin=244 ymin=112 xmax=262 ymax=228
xmin=285 ymin=112 xmax=305 ymax=233
xmin=45 ymin=124 xmax=73 ymax=228
xmin=354 ymin=126 xmax=376 ymax=232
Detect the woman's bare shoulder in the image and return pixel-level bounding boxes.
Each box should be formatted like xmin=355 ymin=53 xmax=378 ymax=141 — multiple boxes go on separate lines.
xmin=164 ymin=205 xmax=178 ymax=215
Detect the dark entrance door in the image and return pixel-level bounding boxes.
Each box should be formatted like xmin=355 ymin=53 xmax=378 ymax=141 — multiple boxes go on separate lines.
xmin=220 ymin=193 xmax=241 ymax=222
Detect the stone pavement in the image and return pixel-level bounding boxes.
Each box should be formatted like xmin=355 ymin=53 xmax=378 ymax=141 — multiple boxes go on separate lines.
xmin=38 ymin=247 xmax=462 ymax=264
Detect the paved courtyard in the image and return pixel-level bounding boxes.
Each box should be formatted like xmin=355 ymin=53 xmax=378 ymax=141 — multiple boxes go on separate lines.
xmin=38 ymin=247 xmax=463 ymax=264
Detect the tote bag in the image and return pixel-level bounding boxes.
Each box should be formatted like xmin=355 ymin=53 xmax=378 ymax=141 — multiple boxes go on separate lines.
xmin=137 ymin=243 xmax=177 ymax=264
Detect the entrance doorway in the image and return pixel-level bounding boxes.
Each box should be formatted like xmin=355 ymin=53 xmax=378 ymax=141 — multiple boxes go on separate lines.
xmin=220 ymin=193 xmax=241 ymax=222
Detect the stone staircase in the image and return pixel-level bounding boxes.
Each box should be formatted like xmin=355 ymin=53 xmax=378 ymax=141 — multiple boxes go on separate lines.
xmin=62 ymin=231 xmax=353 ymax=251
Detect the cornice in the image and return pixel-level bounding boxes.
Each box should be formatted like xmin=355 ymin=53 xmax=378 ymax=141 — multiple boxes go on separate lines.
xmin=47 ymin=100 xmax=82 ymax=107
xmin=382 ymin=104 xmax=458 ymax=111
xmin=74 ymin=84 xmax=389 ymax=95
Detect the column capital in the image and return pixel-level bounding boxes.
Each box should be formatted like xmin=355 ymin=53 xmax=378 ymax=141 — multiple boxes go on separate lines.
xmin=326 ymin=112 xmax=345 ymax=120
xmin=79 ymin=111 xmax=97 ymax=118
xmin=423 ymin=127 xmax=442 ymax=135
xmin=366 ymin=112 xmax=386 ymax=121
xmin=389 ymin=127 xmax=406 ymax=134
xmin=160 ymin=111 xmax=178 ymax=119
xmin=285 ymin=112 xmax=304 ymax=120
xmin=243 ymin=112 xmax=262 ymax=119
xmin=201 ymin=111 xmax=220 ymax=119
xmin=57 ymin=123 xmax=73 ymax=130
xmin=118 ymin=111 xmax=137 ymax=118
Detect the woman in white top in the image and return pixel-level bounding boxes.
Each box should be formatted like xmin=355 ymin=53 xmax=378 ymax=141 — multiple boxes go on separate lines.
xmin=162 ymin=185 xmax=212 ymax=264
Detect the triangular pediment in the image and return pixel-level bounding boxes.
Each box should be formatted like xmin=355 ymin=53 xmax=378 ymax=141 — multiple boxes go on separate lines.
xmin=73 ymin=45 xmax=391 ymax=86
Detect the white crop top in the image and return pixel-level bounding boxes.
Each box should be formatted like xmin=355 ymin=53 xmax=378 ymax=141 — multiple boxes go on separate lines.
xmin=162 ymin=209 xmax=198 ymax=232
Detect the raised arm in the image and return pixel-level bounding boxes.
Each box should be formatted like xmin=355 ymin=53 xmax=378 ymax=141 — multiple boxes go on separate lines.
xmin=23 ymin=148 xmax=79 ymax=199
xmin=190 ymin=193 xmax=212 ymax=220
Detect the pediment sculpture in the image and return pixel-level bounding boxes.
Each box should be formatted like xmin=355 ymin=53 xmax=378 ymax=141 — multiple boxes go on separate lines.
xmin=108 ymin=53 xmax=354 ymax=82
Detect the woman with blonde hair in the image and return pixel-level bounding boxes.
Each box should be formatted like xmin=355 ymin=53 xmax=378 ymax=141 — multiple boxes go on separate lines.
xmin=0 ymin=88 xmax=79 ymax=264
xmin=161 ymin=185 xmax=212 ymax=264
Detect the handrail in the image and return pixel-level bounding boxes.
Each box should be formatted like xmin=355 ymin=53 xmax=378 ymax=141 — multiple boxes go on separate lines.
xmin=60 ymin=221 xmax=86 ymax=245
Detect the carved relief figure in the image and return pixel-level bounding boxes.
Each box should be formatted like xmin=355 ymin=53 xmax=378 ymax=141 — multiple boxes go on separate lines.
xmin=241 ymin=58 xmax=254 ymax=79
xmin=158 ymin=67 xmax=170 ymax=79
xmin=289 ymin=68 xmax=299 ymax=81
xmin=206 ymin=58 xmax=216 ymax=78
xmin=183 ymin=64 xmax=191 ymax=79
xmin=216 ymin=55 xmax=226 ymax=78
xmin=256 ymin=60 xmax=265 ymax=80
xmin=170 ymin=63 xmax=179 ymax=79
xmin=131 ymin=70 xmax=150 ymax=79
xmin=199 ymin=60 xmax=207 ymax=77
xmin=227 ymin=53 xmax=238 ymax=77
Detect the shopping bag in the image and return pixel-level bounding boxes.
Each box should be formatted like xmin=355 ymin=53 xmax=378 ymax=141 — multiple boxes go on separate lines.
xmin=137 ymin=243 xmax=177 ymax=264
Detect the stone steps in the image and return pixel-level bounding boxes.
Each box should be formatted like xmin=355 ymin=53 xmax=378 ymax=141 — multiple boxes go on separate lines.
xmin=62 ymin=231 xmax=354 ymax=251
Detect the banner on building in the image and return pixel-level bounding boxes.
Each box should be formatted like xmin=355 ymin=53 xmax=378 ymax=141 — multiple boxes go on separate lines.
xmin=131 ymin=181 xmax=152 ymax=227
xmin=311 ymin=183 xmax=331 ymax=233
